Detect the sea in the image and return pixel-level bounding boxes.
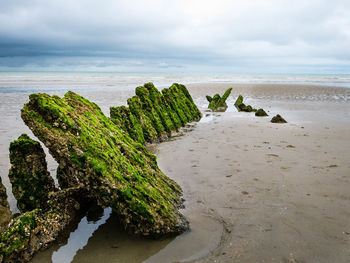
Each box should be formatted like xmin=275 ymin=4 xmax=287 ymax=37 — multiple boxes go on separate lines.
xmin=0 ymin=72 xmax=350 ymax=93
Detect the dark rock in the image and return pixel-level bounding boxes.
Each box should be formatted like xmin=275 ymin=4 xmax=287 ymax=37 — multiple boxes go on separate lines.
xmin=8 ymin=134 xmax=57 ymax=213
xmin=21 ymin=91 xmax=189 ymax=237
xmin=111 ymin=83 xmax=201 ymax=144
xmin=206 ymin=88 xmax=232 ymax=112
xmin=255 ymin=108 xmax=268 ymax=117
xmin=0 ymin=177 xmax=11 ymax=233
xmin=271 ymin=114 xmax=287 ymax=123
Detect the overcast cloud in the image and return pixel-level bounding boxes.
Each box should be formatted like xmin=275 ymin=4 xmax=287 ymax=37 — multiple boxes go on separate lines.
xmin=0 ymin=0 xmax=349 ymax=73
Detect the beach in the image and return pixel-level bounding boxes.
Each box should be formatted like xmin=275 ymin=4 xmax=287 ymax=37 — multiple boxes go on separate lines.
xmin=0 ymin=82 xmax=349 ymax=262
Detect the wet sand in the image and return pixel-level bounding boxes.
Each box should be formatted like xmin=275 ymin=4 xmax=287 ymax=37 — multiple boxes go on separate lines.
xmin=1 ymin=83 xmax=350 ymax=262
xmin=155 ymin=84 xmax=350 ymax=262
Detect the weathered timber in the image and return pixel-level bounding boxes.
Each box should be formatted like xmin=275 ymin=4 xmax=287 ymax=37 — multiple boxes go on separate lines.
xmin=110 ymin=83 xmax=201 ymax=143
xmin=206 ymin=88 xmax=232 ymax=112
xmin=21 ymin=91 xmax=189 ymax=238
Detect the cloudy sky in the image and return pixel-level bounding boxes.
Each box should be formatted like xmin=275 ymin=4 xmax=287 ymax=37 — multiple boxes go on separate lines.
xmin=0 ymin=0 xmax=349 ymax=73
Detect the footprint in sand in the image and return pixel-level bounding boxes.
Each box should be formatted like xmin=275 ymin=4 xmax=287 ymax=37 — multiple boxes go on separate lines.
xmin=267 ymin=154 xmax=280 ymax=158
xmin=327 ymin=164 xmax=338 ymax=168
xmin=266 ymin=154 xmax=280 ymax=163
xmin=280 ymin=166 xmax=291 ymax=171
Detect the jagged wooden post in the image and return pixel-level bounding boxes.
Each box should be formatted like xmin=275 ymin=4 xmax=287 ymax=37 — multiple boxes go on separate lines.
xmin=206 ymin=88 xmax=232 ymax=112
xmin=234 ymin=94 xmax=258 ymax=113
xmin=8 ymin=134 xmax=56 ymax=213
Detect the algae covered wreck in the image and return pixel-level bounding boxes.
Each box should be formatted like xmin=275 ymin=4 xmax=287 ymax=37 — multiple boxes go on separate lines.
xmin=0 ymin=83 xmax=201 ymax=262
xmin=110 ymin=83 xmax=202 ymax=143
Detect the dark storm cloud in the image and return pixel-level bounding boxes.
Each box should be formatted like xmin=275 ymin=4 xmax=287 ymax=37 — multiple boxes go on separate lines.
xmin=0 ymin=0 xmax=349 ymax=72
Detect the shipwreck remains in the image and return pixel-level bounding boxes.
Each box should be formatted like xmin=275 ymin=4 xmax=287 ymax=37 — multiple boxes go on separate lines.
xmin=2 ymin=134 xmax=93 ymax=262
xmin=271 ymin=114 xmax=287 ymax=123
xmin=0 ymin=177 xmax=11 ymax=233
xmin=234 ymin=94 xmax=257 ymax=113
xmin=255 ymin=108 xmax=268 ymax=117
xmin=8 ymin=134 xmax=57 ymax=213
xmin=0 ymin=83 xmax=202 ymax=262
xmin=206 ymin=88 xmax=232 ymax=112
xmin=20 ymin=90 xmax=189 ymax=236
xmin=110 ymin=83 xmax=202 ymax=144
xmin=0 ymin=186 xmax=91 ymax=263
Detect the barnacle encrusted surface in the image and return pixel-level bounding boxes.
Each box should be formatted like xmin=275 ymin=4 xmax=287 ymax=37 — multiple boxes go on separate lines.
xmin=0 ymin=187 xmax=88 ymax=263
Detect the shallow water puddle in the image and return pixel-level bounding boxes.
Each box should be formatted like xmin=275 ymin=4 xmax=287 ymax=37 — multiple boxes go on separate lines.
xmin=31 ymin=207 xmax=222 ymax=263
xmin=144 ymin=214 xmax=223 ymax=263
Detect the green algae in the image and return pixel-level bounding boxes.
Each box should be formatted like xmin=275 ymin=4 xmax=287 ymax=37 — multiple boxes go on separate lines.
xmin=0 ymin=209 xmax=39 ymax=262
xmin=21 ymin=91 xmax=188 ymax=236
xmin=110 ymin=83 xmax=201 ymax=144
xmin=8 ymin=134 xmax=56 ymax=213
xmin=206 ymin=88 xmax=232 ymax=112
xmin=234 ymin=94 xmax=257 ymax=112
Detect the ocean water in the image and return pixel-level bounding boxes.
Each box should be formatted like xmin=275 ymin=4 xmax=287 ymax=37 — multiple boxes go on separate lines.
xmin=0 ymin=72 xmax=350 ymax=93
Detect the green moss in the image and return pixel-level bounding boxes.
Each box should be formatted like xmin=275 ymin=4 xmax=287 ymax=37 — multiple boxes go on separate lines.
xmin=162 ymin=87 xmax=187 ymax=126
xmin=127 ymin=96 xmax=159 ymax=142
xmin=8 ymin=134 xmax=56 ymax=213
xmin=110 ymin=105 xmax=145 ymax=144
xmin=207 ymin=88 xmax=232 ymax=112
xmin=21 ymin=91 xmax=188 ymax=236
xmin=234 ymin=94 xmax=244 ymax=111
xmin=0 ymin=209 xmax=39 ymax=257
xmin=110 ymin=83 xmax=201 ymax=144
xmin=234 ymin=95 xmax=257 ymax=112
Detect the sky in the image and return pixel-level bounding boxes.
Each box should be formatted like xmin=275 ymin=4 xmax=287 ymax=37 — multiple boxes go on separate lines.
xmin=0 ymin=0 xmax=349 ymax=74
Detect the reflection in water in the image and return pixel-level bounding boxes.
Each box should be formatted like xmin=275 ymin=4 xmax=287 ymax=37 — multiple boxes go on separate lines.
xmin=71 ymin=213 xmax=173 ymax=263
xmin=31 ymin=206 xmax=223 ymax=263
xmin=31 ymin=208 xmax=174 ymax=263
xmin=52 ymin=208 xmax=112 ymax=263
